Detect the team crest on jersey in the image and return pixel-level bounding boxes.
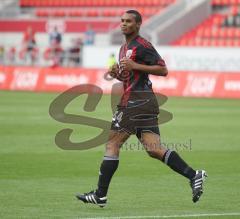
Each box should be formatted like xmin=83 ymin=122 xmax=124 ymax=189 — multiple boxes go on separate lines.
xmin=126 ymin=50 xmax=133 ymax=58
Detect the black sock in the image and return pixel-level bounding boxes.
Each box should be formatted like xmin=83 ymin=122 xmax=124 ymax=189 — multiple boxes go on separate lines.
xmin=96 ymin=156 xmax=119 ymax=197
xmin=163 ymin=150 xmax=196 ymax=180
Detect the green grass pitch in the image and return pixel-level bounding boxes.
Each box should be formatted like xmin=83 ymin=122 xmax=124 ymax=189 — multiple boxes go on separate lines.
xmin=0 ymin=90 xmax=240 ymax=219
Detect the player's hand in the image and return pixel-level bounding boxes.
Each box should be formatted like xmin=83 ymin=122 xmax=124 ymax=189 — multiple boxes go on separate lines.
xmin=108 ymin=63 xmax=119 ymax=78
xmin=120 ymin=57 xmax=137 ymax=71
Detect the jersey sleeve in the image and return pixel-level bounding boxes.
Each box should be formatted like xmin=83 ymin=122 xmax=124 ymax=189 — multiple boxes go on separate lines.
xmin=141 ymin=46 xmax=166 ymax=67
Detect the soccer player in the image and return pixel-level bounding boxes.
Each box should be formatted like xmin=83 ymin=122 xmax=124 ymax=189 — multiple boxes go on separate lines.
xmin=76 ymin=10 xmax=207 ymax=207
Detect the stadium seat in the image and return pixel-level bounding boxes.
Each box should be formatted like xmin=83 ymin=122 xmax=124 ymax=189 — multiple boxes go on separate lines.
xmin=86 ymin=10 xmax=99 ymax=17
xmin=173 ymin=0 xmax=240 ymax=47
xmin=68 ymin=10 xmax=84 ymax=17
xmin=20 ymin=0 xmax=175 ymax=7
xmin=17 ymin=0 xmax=176 ymax=35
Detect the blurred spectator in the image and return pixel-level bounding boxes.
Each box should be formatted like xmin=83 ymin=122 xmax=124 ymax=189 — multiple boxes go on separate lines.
xmin=107 ymin=53 xmax=117 ymax=68
xmin=224 ymin=15 xmax=235 ymax=26
xmin=19 ymin=26 xmax=38 ymax=65
xmin=84 ymin=24 xmax=95 ymax=45
xmin=224 ymin=14 xmax=240 ymax=27
xmin=7 ymin=46 xmax=16 ymax=64
xmin=44 ymin=40 xmax=64 ymax=67
xmin=67 ymin=37 xmax=83 ymax=66
xmin=0 ymin=45 xmax=4 ymax=64
xmin=236 ymin=15 xmax=240 ymax=26
xmin=49 ymin=26 xmax=62 ymax=46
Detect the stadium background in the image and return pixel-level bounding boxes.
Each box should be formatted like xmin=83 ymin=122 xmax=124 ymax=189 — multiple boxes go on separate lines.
xmin=0 ymin=0 xmax=240 ymax=218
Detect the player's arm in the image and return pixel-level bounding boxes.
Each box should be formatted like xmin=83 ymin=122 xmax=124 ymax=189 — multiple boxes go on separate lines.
xmin=120 ymin=57 xmax=168 ymax=76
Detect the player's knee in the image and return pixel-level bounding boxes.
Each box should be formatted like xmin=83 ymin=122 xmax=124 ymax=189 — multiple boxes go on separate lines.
xmin=105 ymin=143 xmax=120 ymax=156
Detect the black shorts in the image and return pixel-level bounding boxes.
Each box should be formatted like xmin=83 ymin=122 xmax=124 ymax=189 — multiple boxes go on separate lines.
xmin=111 ymin=97 xmax=160 ymax=139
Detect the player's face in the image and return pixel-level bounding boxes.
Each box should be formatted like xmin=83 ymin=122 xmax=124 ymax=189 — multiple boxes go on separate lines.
xmin=120 ymin=13 xmax=140 ymax=36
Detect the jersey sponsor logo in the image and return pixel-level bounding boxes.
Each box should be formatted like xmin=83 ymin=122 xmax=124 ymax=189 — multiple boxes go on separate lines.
xmin=126 ymin=49 xmax=133 ymax=58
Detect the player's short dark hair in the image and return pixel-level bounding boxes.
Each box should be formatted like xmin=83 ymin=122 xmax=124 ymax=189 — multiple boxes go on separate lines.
xmin=126 ymin=10 xmax=142 ymax=24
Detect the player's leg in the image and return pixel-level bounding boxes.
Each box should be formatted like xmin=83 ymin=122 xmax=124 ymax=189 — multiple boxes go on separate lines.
xmin=139 ymin=131 xmax=196 ymax=178
xmin=96 ymin=130 xmax=130 ymax=197
xmin=138 ymin=130 xmax=207 ymax=202
xmin=76 ymin=130 xmax=130 ymax=207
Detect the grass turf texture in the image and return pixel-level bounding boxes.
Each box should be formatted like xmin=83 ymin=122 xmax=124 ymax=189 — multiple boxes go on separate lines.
xmin=0 ymin=90 xmax=240 ymax=219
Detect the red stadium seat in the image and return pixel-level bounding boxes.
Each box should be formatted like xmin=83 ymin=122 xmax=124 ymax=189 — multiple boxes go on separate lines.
xmin=231 ymin=5 xmax=238 ymax=15
xmin=18 ymin=0 xmax=176 ymax=35
xmin=53 ymin=10 xmax=66 ymax=17
xmin=173 ymin=0 xmax=240 ymax=47
xmin=102 ymin=10 xmax=113 ymax=17
xmin=68 ymin=10 xmax=84 ymax=17
xmin=212 ymin=14 xmax=224 ymax=26
xmin=86 ymin=9 xmax=99 ymax=17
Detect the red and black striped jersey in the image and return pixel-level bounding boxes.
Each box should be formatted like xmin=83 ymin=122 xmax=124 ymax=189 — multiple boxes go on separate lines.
xmin=118 ymin=35 xmax=166 ymax=107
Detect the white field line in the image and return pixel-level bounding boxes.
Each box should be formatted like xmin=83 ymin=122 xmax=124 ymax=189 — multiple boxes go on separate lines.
xmin=82 ymin=212 xmax=240 ymax=219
